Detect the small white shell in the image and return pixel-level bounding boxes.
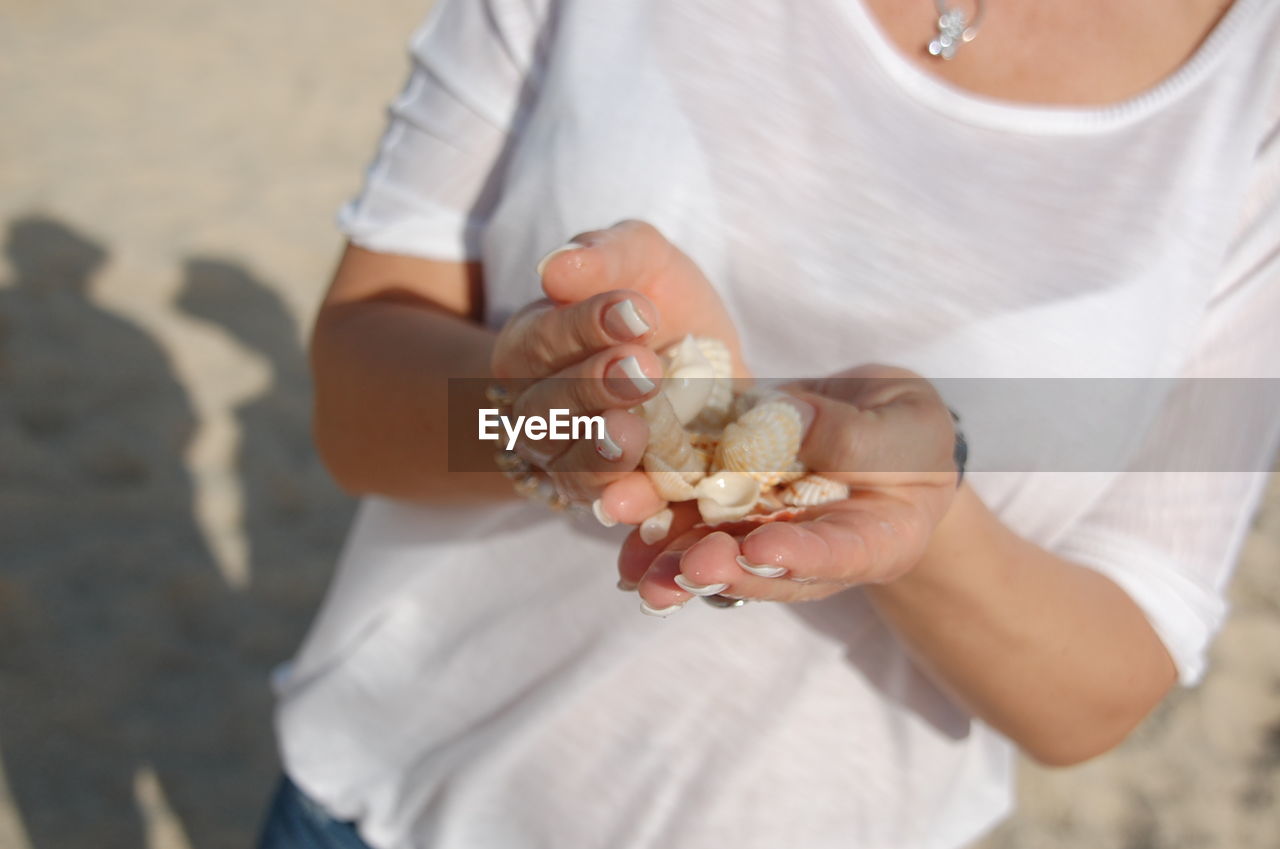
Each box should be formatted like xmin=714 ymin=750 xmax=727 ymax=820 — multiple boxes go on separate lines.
xmin=661 ymin=335 xmax=716 ymax=426
xmin=640 ymin=508 xmax=675 ymax=544
xmin=693 ymin=471 xmax=762 ymax=524
xmin=781 ymin=474 xmax=849 ymax=507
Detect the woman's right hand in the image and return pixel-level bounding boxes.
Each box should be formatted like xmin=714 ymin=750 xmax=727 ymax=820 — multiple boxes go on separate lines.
xmin=491 ymin=220 xmax=747 ymax=523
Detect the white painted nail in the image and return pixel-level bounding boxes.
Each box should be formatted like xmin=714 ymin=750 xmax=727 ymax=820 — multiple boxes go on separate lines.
xmin=639 ymin=599 xmax=684 ymax=618
xmin=595 ymin=424 xmax=624 ymax=461
xmin=536 ymin=242 xmax=583 ymax=277
xmin=639 ymin=508 xmax=674 ymax=545
xmin=674 ymin=574 xmax=731 ymax=596
xmin=735 ymin=555 xmax=787 ymax=578
xmin=617 ymin=355 xmax=655 ymax=395
xmin=592 ymin=498 xmax=618 ymax=528
xmin=603 ymin=299 xmax=651 ymax=340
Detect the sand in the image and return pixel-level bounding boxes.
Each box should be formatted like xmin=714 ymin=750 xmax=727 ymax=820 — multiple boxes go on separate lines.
xmin=0 ymin=1 xmax=1275 ymax=847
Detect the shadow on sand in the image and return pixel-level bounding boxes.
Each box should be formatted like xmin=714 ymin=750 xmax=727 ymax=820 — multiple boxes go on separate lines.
xmin=0 ymin=215 xmax=351 ymax=849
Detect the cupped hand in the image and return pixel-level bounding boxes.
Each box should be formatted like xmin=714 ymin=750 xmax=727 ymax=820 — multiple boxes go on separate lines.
xmin=490 ymin=220 xmax=746 ymax=519
xmin=617 ymin=366 xmax=960 ymax=613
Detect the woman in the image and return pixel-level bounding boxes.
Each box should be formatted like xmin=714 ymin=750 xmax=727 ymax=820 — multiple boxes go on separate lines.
xmin=262 ymin=1 xmax=1280 ymax=847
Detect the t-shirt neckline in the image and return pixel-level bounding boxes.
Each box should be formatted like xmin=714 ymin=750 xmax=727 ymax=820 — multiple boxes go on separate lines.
xmin=838 ymin=0 xmax=1261 ymax=135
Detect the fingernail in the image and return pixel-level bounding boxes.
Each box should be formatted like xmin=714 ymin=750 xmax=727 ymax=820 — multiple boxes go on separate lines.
xmin=536 ymin=242 xmax=583 ymax=277
xmin=595 ymin=423 xmax=624 ymax=461
xmin=603 ymin=299 xmax=651 ymax=340
xmin=789 ymin=575 xmax=818 ymax=585
xmin=592 ymin=498 xmax=618 ymax=528
xmin=673 ymin=574 xmax=731 ymax=596
xmin=639 ymin=598 xmax=685 ymax=618
xmin=639 ymin=508 xmax=674 ymax=545
xmin=735 ymin=555 xmax=787 ymax=578
xmin=617 ymin=578 xmax=638 ymax=592
xmin=606 ymin=355 xmax=656 ymax=398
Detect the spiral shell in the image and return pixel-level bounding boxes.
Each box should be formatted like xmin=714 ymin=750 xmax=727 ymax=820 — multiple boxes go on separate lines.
xmin=781 ymin=474 xmax=849 ymax=507
xmin=713 ymin=399 xmax=805 ymax=488
xmin=640 ymin=393 xmax=706 ymax=500
xmin=688 ymin=336 xmax=734 ymax=431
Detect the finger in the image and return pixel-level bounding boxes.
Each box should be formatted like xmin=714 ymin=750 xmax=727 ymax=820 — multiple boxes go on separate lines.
xmin=673 ymin=530 xmax=832 ymax=603
xmin=631 ymin=522 xmax=728 ymax=614
xmin=510 ymin=345 xmax=663 ymax=467
xmin=539 ymin=221 xmax=678 ymax=304
xmin=543 ymin=409 xmax=648 ymax=502
xmin=785 ymin=383 xmax=955 ymax=485
xmin=595 ymin=471 xmax=669 ymax=527
xmin=540 ymin=222 xmax=749 ymax=375
xmin=491 ymin=290 xmax=659 ymax=381
xmin=739 ymin=496 xmax=931 ymax=585
xmin=617 ymin=502 xmax=703 ymax=589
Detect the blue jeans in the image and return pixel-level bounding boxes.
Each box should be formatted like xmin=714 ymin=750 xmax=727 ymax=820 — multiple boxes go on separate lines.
xmin=257 ymin=775 xmax=375 ymax=849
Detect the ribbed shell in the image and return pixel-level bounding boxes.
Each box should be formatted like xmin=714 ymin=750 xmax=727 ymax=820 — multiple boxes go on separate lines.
xmin=781 ymin=474 xmax=849 ymax=507
xmin=713 ymin=400 xmax=804 ymax=488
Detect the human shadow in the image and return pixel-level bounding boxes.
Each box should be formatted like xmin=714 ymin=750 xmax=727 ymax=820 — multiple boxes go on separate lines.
xmin=173 ymin=257 xmax=352 ymax=656
xmin=0 ymin=215 xmax=241 ymax=848
xmin=0 ymin=218 xmax=352 ymax=849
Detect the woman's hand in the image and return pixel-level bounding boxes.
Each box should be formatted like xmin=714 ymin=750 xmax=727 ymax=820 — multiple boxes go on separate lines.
xmin=617 ymin=366 xmax=960 ymax=611
xmin=492 ymin=220 xmax=747 ymax=520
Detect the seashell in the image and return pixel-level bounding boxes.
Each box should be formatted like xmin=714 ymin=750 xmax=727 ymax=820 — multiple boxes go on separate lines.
xmin=641 ymin=394 xmax=706 ymax=473
xmin=639 ymin=507 xmax=675 ymax=545
xmin=688 ymin=336 xmax=734 ymax=431
xmin=660 ymin=335 xmax=717 ymax=426
xmin=693 ymin=471 xmax=762 ymax=524
xmin=713 ymin=399 xmax=804 ymax=488
xmin=781 ymin=474 xmax=850 ymax=507
xmin=644 ymin=453 xmax=702 ymax=501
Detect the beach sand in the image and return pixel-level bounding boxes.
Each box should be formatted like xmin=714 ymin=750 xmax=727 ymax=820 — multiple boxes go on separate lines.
xmin=1 ymin=1 xmax=1275 ymax=846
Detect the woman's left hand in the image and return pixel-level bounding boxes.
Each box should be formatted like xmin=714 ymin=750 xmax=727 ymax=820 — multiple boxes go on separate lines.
xmin=618 ymin=366 xmax=961 ymax=611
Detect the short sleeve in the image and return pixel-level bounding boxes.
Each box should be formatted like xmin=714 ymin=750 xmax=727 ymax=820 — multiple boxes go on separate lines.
xmin=337 ymin=0 xmax=553 ymax=260
xmin=1051 ymin=102 xmax=1280 ymax=687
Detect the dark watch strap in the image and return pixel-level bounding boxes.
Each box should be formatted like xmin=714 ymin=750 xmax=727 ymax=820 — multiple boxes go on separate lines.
xmin=949 ymin=408 xmax=968 ymax=487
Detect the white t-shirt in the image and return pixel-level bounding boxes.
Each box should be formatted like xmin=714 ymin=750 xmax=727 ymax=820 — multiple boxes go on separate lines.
xmin=275 ymin=2 xmax=1280 ymax=848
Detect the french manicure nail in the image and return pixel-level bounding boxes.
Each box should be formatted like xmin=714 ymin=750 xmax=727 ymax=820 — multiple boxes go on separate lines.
xmin=639 ymin=598 xmax=685 ymax=618
xmin=735 ymin=555 xmax=788 ymax=578
xmin=639 ymin=508 xmax=674 ymax=545
xmin=608 ymin=355 xmax=656 ymax=397
xmin=595 ymin=424 xmax=624 ymax=461
xmin=674 ymin=574 xmax=731 ymax=596
xmin=536 ymin=242 xmax=583 ymax=277
xmin=603 ymin=299 xmax=651 ymax=340
xmin=617 ymin=578 xmax=638 ymax=592
xmin=592 ymin=498 xmax=618 ymax=528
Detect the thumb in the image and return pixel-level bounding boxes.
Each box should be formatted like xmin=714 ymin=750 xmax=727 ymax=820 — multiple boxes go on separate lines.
xmin=784 ymin=374 xmax=957 ymax=484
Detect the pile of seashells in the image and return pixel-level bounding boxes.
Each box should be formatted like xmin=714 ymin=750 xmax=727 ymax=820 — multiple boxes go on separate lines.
xmin=635 ymin=336 xmax=849 ymax=543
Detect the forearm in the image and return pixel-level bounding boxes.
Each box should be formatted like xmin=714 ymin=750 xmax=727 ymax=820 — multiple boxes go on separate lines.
xmin=311 ymin=261 xmax=513 ymax=503
xmin=865 ymin=485 xmax=1177 ymax=766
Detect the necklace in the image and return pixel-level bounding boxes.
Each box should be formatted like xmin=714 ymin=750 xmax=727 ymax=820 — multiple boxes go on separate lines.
xmin=927 ymin=0 xmax=985 ymax=60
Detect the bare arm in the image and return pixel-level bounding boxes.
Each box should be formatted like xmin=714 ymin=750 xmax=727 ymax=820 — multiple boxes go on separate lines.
xmin=865 ymin=486 xmax=1177 ymax=767
xmin=310 ymin=243 xmax=513 ymax=502
xmin=621 ymin=374 xmax=1178 ymax=766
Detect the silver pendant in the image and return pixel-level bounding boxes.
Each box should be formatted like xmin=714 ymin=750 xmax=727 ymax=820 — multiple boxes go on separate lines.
xmin=927 ymin=2 xmax=983 ymax=60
